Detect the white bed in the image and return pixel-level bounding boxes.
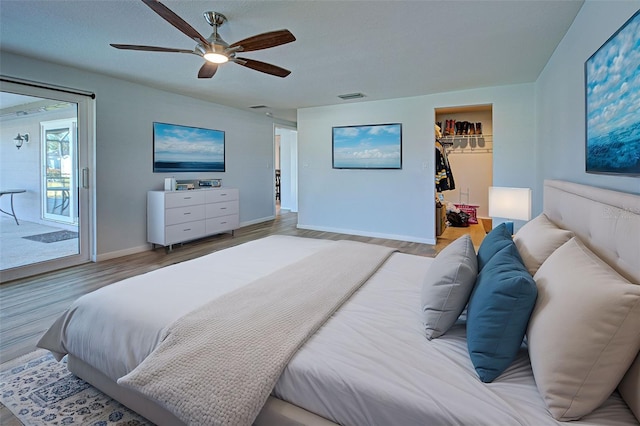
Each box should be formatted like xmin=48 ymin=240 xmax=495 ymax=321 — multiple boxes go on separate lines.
xmin=38 ymin=180 xmax=640 ymax=426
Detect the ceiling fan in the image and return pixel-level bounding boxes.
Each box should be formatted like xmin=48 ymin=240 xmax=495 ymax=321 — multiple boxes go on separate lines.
xmin=110 ymin=0 xmax=296 ymax=79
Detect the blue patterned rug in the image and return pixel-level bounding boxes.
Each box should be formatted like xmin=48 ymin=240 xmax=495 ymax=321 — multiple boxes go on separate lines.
xmin=0 ymin=350 xmax=151 ymax=425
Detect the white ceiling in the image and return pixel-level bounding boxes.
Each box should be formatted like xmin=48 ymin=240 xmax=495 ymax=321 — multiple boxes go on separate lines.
xmin=0 ymin=0 xmax=584 ymax=122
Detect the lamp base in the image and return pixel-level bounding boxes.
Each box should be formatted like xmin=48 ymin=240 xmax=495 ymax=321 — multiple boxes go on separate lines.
xmin=504 ymin=221 xmax=514 ymax=235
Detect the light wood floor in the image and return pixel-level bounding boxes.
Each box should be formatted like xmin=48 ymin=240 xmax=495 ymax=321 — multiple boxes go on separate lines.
xmin=0 ymin=210 xmax=483 ymax=425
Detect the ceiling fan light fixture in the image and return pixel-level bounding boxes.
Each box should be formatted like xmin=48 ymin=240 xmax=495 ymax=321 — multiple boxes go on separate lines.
xmin=204 ymin=52 xmax=229 ymax=64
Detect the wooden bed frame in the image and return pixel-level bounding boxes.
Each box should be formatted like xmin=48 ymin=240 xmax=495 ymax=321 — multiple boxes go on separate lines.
xmin=67 ymin=180 xmax=640 ymax=425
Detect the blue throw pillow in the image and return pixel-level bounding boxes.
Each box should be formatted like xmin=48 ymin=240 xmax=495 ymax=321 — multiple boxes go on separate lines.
xmin=466 ymin=242 xmax=537 ymax=383
xmin=477 ymin=222 xmax=512 ymax=270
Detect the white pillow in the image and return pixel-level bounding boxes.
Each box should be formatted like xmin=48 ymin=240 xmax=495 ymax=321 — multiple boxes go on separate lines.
xmin=528 ymin=237 xmax=640 ymax=421
xmin=422 ymin=234 xmax=477 ymax=339
xmin=513 ymin=213 xmax=573 ymax=276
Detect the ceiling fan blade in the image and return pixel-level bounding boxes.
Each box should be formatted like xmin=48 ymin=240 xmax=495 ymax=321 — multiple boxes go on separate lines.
xmin=235 ymin=58 xmax=291 ymax=78
xmin=229 ymin=30 xmax=296 ymax=52
xmin=198 ymin=62 xmax=218 ymax=79
xmin=110 ymin=44 xmax=193 ymax=53
xmin=141 ymin=0 xmax=209 ymax=46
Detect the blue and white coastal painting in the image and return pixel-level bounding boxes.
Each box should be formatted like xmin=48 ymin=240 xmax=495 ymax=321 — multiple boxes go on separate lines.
xmin=332 ymin=123 xmax=402 ymax=169
xmin=153 ymin=122 xmax=225 ymax=172
xmin=585 ymin=10 xmax=640 ymax=175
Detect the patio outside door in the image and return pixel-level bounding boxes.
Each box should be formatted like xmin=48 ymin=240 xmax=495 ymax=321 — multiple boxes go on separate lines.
xmin=0 ymin=79 xmax=94 ymax=283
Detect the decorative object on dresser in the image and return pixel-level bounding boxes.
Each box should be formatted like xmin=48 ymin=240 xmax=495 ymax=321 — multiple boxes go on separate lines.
xmin=147 ymin=187 xmax=239 ymax=252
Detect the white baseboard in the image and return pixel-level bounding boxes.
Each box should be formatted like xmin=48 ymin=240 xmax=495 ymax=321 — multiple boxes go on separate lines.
xmin=296 ymin=224 xmax=436 ymax=245
xmin=240 ymin=215 xmax=275 ymax=227
xmin=95 ymin=244 xmax=150 ymax=262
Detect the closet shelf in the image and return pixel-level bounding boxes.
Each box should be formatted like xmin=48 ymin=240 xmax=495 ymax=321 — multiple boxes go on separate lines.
xmin=442 ymin=134 xmax=493 ymax=154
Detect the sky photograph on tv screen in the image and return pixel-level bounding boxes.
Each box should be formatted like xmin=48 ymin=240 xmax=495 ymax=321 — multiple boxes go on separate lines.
xmin=333 ymin=123 xmax=401 ymax=169
xmin=153 ymin=122 xmax=225 ymax=173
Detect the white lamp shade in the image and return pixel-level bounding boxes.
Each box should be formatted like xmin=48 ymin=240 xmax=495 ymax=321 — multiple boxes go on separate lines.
xmin=488 ymin=187 xmax=532 ymax=221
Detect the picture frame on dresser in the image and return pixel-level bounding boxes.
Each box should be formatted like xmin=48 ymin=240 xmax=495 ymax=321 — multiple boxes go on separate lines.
xmin=584 ymin=9 xmax=640 ymax=176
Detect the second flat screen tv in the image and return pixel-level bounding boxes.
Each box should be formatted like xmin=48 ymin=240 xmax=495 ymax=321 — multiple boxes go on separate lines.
xmin=332 ymin=123 xmax=402 ymax=169
xmin=153 ymin=122 xmax=225 ymax=173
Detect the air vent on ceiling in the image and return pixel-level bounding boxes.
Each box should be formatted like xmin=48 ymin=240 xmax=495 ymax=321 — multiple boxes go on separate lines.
xmin=250 ymin=105 xmax=269 ymax=109
xmin=338 ymin=93 xmax=366 ymax=100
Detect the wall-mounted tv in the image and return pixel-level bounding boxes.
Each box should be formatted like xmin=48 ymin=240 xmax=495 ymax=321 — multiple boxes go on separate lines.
xmin=153 ymin=122 xmax=225 ymax=173
xmin=332 ymin=123 xmax=402 ymax=169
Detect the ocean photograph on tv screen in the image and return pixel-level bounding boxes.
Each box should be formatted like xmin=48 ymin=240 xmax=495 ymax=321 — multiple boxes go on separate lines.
xmin=153 ymin=122 xmax=225 ymax=173
xmin=585 ymin=10 xmax=640 ymax=175
xmin=332 ymin=123 xmax=402 ymax=169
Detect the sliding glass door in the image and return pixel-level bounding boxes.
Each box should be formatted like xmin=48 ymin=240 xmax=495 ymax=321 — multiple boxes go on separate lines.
xmin=0 ymin=80 xmax=94 ymax=282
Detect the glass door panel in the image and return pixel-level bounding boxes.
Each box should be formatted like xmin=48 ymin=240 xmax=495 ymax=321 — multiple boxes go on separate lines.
xmin=42 ymin=120 xmax=77 ymax=224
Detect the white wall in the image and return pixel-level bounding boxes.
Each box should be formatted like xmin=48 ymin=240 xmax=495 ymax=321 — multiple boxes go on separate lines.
xmin=535 ymin=0 xmax=640 ymax=212
xmin=297 ymin=83 xmax=535 ymax=243
xmin=1 ymin=51 xmax=281 ymax=259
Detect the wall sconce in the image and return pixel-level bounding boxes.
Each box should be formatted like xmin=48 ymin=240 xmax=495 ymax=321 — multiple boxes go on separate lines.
xmin=13 ymin=133 xmax=29 ymax=150
xmin=488 ymin=186 xmax=532 ymax=234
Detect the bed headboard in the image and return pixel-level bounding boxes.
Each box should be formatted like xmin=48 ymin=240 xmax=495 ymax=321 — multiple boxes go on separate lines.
xmin=543 ymin=180 xmax=640 ymax=284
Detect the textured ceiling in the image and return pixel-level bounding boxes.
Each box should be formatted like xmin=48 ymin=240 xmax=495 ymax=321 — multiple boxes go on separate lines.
xmin=0 ymin=0 xmax=584 ymax=122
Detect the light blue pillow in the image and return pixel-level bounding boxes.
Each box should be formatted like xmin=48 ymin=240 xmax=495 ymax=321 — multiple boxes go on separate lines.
xmin=477 ymin=222 xmax=512 ymax=270
xmin=466 ymin=242 xmax=537 ymax=383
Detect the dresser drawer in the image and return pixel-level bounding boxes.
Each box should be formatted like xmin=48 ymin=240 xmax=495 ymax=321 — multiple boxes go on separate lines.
xmin=206 ymin=215 xmax=239 ymax=234
xmin=165 ymin=191 xmax=205 ymax=208
xmin=205 ymin=201 xmax=239 ymax=218
xmin=165 ymin=220 xmax=206 ymax=245
xmin=165 ymin=205 xmax=205 ymax=226
xmin=205 ymin=189 xmax=239 ymax=203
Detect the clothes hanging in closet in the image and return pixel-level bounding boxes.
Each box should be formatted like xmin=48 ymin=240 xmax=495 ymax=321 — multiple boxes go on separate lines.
xmin=435 ymin=141 xmax=455 ymax=192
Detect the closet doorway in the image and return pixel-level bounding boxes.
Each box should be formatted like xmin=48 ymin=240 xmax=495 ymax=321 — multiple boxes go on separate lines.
xmin=435 ymin=104 xmax=493 ymax=249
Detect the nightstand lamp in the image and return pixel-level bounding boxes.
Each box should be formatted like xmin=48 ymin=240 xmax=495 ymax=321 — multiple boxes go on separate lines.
xmin=488 ymin=186 xmax=532 ymax=235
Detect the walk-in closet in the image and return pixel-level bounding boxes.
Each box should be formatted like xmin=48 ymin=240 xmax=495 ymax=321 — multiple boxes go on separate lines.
xmin=434 ymin=104 xmax=493 ymax=249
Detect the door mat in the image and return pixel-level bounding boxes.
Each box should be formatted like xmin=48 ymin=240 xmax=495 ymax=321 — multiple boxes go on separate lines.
xmin=22 ymin=230 xmax=78 ymax=243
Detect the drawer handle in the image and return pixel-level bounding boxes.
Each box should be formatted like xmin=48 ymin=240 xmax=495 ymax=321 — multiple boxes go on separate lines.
xmin=184 ymin=212 xmax=191 ymax=215
xmin=220 ymin=207 xmax=227 ymax=210
xmin=220 ymin=193 xmax=227 ymax=196
xmin=183 ymin=197 xmax=191 ymax=199
xmin=220 ymin=221 xmax=227 ymax=224
xmin=183 ymin=228 xmax=191 ymax=231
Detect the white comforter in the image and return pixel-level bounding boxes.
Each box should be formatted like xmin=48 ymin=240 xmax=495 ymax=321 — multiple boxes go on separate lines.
xmin=38 ymin=235 xmax=638 ymax=426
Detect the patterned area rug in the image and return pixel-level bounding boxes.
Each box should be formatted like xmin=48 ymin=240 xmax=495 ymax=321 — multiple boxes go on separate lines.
xmin=0 ymin=350 xmax=152 ymax=425
xmin=22 ymin=231 xmax=78 ymax=244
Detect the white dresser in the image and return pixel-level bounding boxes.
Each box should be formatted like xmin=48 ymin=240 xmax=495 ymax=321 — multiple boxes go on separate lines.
xmin=147 ymin=188 xmax=239 ymax=251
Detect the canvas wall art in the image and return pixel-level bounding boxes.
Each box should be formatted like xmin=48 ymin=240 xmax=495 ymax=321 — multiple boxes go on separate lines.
xmin=332 ymin=123 xmax=402 ymax=169
xmin=585 ymin=10 xmax=640 ymax=175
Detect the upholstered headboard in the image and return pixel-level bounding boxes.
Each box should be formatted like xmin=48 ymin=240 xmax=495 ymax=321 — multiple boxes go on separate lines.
xmin=543 ymin=179 xmax=640 ymax=284
xmin=543 ymin=179 xmax=640 ymax=421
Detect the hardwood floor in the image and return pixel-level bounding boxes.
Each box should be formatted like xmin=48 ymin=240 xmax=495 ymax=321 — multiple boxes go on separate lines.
xmin=0 ymin=211 xmax=483 ymax=425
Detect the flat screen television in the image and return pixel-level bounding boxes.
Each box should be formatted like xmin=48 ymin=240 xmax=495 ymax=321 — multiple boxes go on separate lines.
xmin=153 ymin=122 xmax=225 ymax=173
xmin=332 ymin=123 xmax=402 ymax=169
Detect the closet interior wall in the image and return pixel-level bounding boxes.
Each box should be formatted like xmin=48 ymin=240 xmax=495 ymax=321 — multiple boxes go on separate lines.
xmin=435 ymin=107 xmax=493 ymax=219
